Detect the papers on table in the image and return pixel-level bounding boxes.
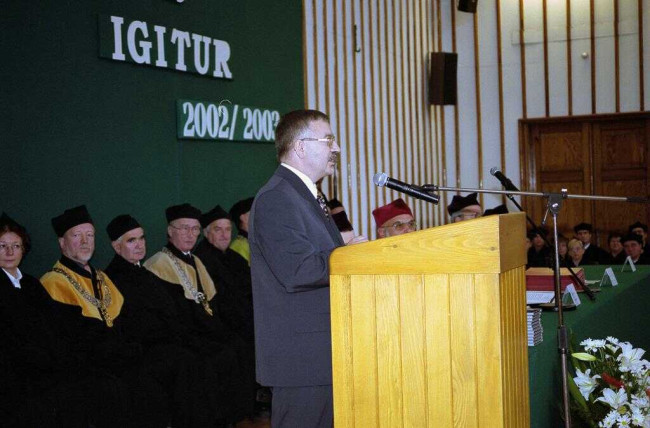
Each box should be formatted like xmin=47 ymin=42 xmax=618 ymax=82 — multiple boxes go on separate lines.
xmin=526 ymin=291 xmax=554 ymax=305
xmin=527 ymin=307 xmax=543 ymax=347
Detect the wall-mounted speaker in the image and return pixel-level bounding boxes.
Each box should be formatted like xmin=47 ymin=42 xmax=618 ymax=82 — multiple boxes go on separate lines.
xmin=428 ymin=52 xmax=457 ymax=106
xmin=458 ymin=0 xmax=478 ymax=13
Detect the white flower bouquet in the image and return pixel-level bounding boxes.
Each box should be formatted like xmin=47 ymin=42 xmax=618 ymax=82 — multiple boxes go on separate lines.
xmin=569 ymin=337 xmax=650 ymax=427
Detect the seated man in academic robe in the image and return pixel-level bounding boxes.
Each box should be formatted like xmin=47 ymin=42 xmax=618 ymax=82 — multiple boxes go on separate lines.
xmin=447 ymin=192 xmax=482 ymax=223
xmin=573 ymin=222 xmax=609 ymax=264
xmin=622 ymin=233 xmax=650 ymax=265
xmin=40 ymin=205 xmax=170 ymax=428
xmin=628 ymin=221 xmax=650 ymax=256
xmin=527 ymin=227 xmax=551 ymax=268
xmin=373 ymin=198 xmax=417 ymax=238
xmin=144 ymin=203 xmax=256 ymax=424
xmin=104 ymin=214 xmax=215 ymax=428
xmin=194 ymin=205 xmax=254 ymax=342
xmin=229 ymin=197 xmax=254 ymax=265
xmin=605 ymin=232 xmax=627 ymax=265
xmin=327 ymin=198 xmax=357 ymax=244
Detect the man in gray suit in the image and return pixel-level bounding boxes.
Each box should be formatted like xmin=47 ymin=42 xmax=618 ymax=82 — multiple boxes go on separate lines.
xmin=249 ymin=110 xmax=366 ymax=428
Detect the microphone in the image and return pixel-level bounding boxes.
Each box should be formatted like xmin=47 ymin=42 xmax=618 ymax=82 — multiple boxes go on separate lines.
xmin=373 ymin=172 xmax=439 ymax=204
xmin=489 ymin=167 xmax=518 ymax=191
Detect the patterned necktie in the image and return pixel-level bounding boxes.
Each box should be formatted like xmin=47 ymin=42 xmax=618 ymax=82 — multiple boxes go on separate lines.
xmin=316 ymin=194 xmax=329 ymax=217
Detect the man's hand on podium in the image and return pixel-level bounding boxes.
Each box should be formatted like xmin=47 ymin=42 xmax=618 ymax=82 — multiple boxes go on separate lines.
xmin=346 ymin=235 xmax=368 ymax=245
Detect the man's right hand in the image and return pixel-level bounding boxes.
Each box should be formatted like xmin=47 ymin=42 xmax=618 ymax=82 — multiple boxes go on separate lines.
xmin=346 ymin=235 xmax=368 ymax=245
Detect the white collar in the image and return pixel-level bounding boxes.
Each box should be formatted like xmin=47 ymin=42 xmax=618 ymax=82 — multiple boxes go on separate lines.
xmin=281 ymin=163 xmax=318 ymax=198
xmin=2 ymin=267 xmax=22 ymax=289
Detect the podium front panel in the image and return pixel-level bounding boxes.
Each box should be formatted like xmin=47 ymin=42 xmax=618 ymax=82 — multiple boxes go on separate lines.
xmin=331 ymin=267 xmax=530 ymax=428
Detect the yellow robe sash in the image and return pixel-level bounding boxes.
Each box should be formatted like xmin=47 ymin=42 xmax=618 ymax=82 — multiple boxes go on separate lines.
xmin=144 ymin=250 xmax=216 ymax=301
xmin=40 ymin=261 xmax=124 ymax=326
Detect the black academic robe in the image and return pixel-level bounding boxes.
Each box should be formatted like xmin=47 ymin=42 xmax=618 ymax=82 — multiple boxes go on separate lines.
xmin=605 ymin=251 xmax=627 ymax=265
xmin=105 ymin=255 xmax=216 ymax=428
xmin=149 ymin=244 xmax=256 ymax=423
xmin=0 ymin=270 xmax=89 ymax=428
xmin=582 ymin=243 xmax=609 ymax=264
xmin=527 ymin=246 xmax=551 ymax=267
xmin=631 ymin=253 xmax=650 ymax=265
xmin=566 ymin=256 xmax=596 ymax=267
xmin=194 ymin=239 xmax=255 ymax=342
xmin=42 ymin=257 xmax=170 ymax=428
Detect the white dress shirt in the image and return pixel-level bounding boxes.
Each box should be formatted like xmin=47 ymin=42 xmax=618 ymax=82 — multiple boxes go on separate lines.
xmin=281 ymin=163 xmax=318 ymax=198
xmin=2 ymin=267 xmax=22 ymax=289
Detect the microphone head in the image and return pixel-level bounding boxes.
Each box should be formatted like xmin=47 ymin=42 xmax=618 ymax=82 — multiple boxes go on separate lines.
xmin=373 ymin=172 xmax=388 ymax=187
xmin=489 ymin=167 xmax=499 ymax=176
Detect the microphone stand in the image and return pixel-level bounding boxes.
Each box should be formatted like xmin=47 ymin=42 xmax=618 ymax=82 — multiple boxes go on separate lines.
xmin=419 ymin=184 xmax=649 ymax=428
xmin=497 ymin=182 xmax=594 ymax=301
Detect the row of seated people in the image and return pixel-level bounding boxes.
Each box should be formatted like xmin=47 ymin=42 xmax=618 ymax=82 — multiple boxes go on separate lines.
xmin=527 ymin=222 xmax=650 ymax=268
xmin=0 ymin=201 xmax=258 ymax=428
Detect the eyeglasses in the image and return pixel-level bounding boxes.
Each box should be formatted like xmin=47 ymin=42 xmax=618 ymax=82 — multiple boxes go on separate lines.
xmin=0 ymin=243 xmax=23 ymax=253
xmin=170 ymin=224 xmax=201 ymax=235
xmin=451 ymin=212 xmax=480 ymax=221
xmin=384 ymin=220 xmax=417 ymax=233
xmin=299 ymin=136 xmax=337 ymax=148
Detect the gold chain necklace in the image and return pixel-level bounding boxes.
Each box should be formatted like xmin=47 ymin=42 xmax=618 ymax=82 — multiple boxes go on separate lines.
xmin=51 ymin=267 xmax=114 ymax=327
xmin=162 ymin=247 xmax=213 ymax=316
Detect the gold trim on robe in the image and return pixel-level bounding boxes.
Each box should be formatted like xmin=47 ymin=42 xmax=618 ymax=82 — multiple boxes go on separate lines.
xmin=40 ymin=261 xmax=124 ymax=324
xmin=144 ymin=250 xmax=217 ymax=301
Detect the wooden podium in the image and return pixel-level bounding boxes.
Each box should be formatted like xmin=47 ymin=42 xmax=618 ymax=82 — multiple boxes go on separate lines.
xmin=329 ymin=213 xmax=530 ymax=428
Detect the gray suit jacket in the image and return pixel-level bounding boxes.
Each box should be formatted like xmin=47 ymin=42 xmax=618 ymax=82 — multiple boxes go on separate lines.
xmin=249 ymin=165 xmax=344 ymax=387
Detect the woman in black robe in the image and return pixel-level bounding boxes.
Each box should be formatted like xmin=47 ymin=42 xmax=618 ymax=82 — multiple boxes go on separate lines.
xmin=0 ymin=212 xmax=90 ymax=427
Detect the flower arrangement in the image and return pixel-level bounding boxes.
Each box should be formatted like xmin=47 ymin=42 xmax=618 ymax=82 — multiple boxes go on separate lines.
xmin=569 ymin=337 xmax=650 ymax=427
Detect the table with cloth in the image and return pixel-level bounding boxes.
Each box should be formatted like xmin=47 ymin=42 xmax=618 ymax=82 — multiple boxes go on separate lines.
xmin=528 ymin=265 xmax=650 ymax=428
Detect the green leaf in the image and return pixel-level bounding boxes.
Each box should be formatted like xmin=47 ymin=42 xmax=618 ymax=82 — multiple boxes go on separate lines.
xmin=572 ymin=352 xmax=597 ymax=362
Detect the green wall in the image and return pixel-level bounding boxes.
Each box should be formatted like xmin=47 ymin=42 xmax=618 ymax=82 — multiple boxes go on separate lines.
xmin=1 ymin=0 xmax=304 ymax=275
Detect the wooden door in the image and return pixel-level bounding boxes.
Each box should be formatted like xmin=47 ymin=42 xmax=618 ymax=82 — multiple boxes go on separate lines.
xmin=592 ymin=119 xmax=650 ymax=242
xmin=519 ymin=113 xmax=650 ymax=246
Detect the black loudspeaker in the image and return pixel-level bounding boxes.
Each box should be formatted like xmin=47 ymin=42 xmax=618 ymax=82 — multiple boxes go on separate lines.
xmin=458 ymin=0 xmax=478 ymax=13
xmin=428 ymin=52 xmax=457 ymax=106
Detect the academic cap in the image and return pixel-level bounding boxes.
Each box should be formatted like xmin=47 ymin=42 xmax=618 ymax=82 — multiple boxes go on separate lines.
xmin=372 ymin=198 xmax=413 ymax=228
xmin=622 ymin=233 xmax=643 ymax=245
xmin=200 ymin=205 xmax=230 ymax=228
xmin=166 ymin=203 xmax=201 ymax=223
xmin=483 ymin=204 xmax=509 ymax=217
xmin=573 ymin=222 xmax=593 ymax=233
xmin=51 ymin=205 xmax=93 ymax=237
xmin=628 ymin=221 xmax=648 ymax=233
xmin=229 ymin=197 xmax=254 ymax=223
xmin=106 ymin=214 xmax=141 ymax=241
xmin=447 ymin=193 xmax=481 ymax=216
